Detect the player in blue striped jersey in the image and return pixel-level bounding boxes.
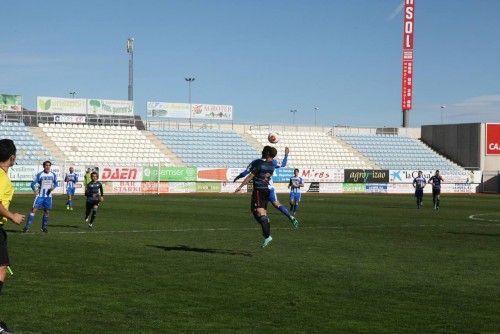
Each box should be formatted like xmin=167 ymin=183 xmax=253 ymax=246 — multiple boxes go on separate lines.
xmin=428 ymin=170 xmax=444 ymax=210
xmin=412 ymin=170 xmax=426 ymax=209
xmin=234 ymin=147 xmax=299 ymax=228
xmin=23 ymin=161 xmax=58 ymax=233
xmin=64 ymin=166 xmax=78 ymax=211
xmin=288 ymin=168 xmax=304 ymax=215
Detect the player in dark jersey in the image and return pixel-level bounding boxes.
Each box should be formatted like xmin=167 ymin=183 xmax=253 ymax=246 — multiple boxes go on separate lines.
xmin=234 ymin=146 xmax=298 ymax=228
xmin=412 ymin=171 xmax=426 ymax=209
xmin=84 ymin=172 xmax=104 ymax=228
xmin=235 ymin=146 xmax=278 ymax=248
xmin=428 ymin=170 xmax=444 ymax=210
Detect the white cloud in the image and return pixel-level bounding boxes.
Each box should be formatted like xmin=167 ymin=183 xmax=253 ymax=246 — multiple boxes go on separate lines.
xmin=387 ymin=1 xmax=404 ymax=21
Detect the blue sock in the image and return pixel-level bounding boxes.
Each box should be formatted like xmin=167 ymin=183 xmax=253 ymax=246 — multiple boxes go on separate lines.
xmin=277 ymin=205 xmax=292 ymax=219
xmin=25 ymin=213 xmax=35 ymax=229
xmin=294 ymin=204 xmax=299 ymax=213
xmin=69 ymin=200 xmax=73 ymax=207
xmin=42 ymin=215 xmax=49 ymax=230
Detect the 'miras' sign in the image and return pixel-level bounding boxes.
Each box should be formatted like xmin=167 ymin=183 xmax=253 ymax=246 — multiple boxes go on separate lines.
xmin=486 ymin=123 xmax=500 ymax=155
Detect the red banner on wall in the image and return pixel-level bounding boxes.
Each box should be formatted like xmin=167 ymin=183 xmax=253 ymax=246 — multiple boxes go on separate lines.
xmin=401 ymin=0 xmax=415 ymax=111
xmin=486 ymin=123 xmax=500 ymax=155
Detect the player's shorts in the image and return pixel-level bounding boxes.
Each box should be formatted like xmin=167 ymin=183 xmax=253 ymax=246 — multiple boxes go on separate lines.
xmin=0 ymin=227 xmax=9 ymax=266
xmin=290 ymin=192 xmax=301 ymax=202
xmin=67 ymin=187 xmax=76 ymax=196
xmin=86 ymin=199 xmax=101 ymax=208
xmin=251 ymin=188 xmax=270 ymax=212
xmin=33 ymin=196 xmax=53 ymax=210
xmin=432 ymin=187 xmax=441 ymax=196
xmin=415 ymin=189 xmax=423 ymax=198
xmin=269 ymin=187 xmax=278 ymax=203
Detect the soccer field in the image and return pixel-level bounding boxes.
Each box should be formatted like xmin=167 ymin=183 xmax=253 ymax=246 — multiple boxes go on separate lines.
xmin=3 ymin=194 xmax=500 ymax=333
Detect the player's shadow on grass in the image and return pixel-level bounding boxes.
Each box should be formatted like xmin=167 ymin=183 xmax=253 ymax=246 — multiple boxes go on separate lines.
xmin=148 ymin=245 xmax=253 ymax=257
xmin=49 ymin=224 xmax=80 ymax=229
xmin=447 ymin=231 xmax=500 ymax=237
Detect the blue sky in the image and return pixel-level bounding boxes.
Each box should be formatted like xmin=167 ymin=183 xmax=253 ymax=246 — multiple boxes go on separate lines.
xmin=2 ymin=0 xmax=499 ymax=127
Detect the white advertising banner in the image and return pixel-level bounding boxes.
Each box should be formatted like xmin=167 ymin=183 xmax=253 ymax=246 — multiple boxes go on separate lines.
xmin=388 ymin=170 xmax=478 ymax=184
xmin=191 ymin=104 xmax=233 ymax=120
xmin=147 ymin=102 xmax=190 ymax=118
xmin=54 ymin=115 xmax=86 ymax=123
xmin=87 ymin=99 xmax=134 ymax=116
xmin=37 ymin=97 xmax=86 ymax=114
xmin=147 ymin=102 xmax=233 ymax=120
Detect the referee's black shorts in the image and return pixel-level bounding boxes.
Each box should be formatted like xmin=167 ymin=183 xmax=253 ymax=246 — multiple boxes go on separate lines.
xmin=432 ymin=188 xmax=441 ymax=196
xmin=251 ymin=188 xmax=270 ymax=212
xmin=0 ymin=226 xmax=10 ymax=267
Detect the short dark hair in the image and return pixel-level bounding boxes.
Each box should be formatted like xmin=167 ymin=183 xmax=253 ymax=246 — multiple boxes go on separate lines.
xmin=91 ymin=172 xmax=98 ymax=178
xmin=0 ymin=139 xmax=16 ymax=162
xmin=436 ymin=170 xmax=440 ymax=173
xmin=261 ymin=145 xmax=273 ymax=158
xmin=43 ymin=160 xmax=52 ymax=167
xmin=267 ymin=146 xmax=277 ymax=159
xmin=294 ymin=168 xmax=299 ymax=173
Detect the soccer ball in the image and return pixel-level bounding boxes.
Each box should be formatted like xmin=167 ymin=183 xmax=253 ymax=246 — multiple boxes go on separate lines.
xmin=268 ymin=133 xmax=279 ymax=144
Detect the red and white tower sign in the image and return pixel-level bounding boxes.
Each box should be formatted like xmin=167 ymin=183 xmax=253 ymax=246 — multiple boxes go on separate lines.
xmin=401 ymin=0 xmax=415 ymax=126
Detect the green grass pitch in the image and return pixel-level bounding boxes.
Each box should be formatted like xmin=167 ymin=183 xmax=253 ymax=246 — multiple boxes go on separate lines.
xmin=2 ymin=193 xmax=499 ymax=333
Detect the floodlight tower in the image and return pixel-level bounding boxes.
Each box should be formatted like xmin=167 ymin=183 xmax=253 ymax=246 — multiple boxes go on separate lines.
xmin=313 ymin=106 xmax=319 ymax=126
xmin=185 ymin=77 xmax=195 ymax=128
xmin=127 ymin=37 xmax=134 ymax=101
xmin=290 ymin=109 xmax=298 ymax=125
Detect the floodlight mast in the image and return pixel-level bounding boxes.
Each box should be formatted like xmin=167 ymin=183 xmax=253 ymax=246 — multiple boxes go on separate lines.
xmin=185 ymin=77 xmax=195 ymax=128
xmin=127 ymin=37 xmax=134 ymax=101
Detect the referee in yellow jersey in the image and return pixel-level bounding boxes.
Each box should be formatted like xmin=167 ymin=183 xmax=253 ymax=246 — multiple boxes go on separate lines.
xmin=0 ymin=139 xmax=25 ymax=333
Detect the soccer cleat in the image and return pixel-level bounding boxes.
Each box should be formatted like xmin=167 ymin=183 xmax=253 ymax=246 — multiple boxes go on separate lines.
xmin=41 ymin=228 xmax=48 ymax=233
xmin=22 ymin=227 xmax=29 ymax=233
xmin=70 ymin=207 xmax=73 ymax=211
xmin=88 ymin=223 xmax=93 ymax=228
xmin=66 ymin=205 xmax=70 ymax=210
xmin=290 ymin=216 xmax=299 ymax=229
xmin=0 ymin=320 xmax=14 ymax=334
xmin=85 ymin=217 xmax=90 ymax=224
xmin=261 ymin=236 xmax=273 ymax=248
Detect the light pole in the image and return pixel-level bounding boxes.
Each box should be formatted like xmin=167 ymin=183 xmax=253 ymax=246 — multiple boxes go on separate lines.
xmin=313 ymin=106 xmax=319 ymax=127
xmin=185 ymin=77 xmax=195 ymax=128
xmin=127 ymin=37 xmax=134 ymax=101
xmin=290 ymin=109 xmax=298 ymax=126
xmin=440 ymin=105 xmax=446 ymax=124
xmin=69 ymin=91 xmax=77 ymax=99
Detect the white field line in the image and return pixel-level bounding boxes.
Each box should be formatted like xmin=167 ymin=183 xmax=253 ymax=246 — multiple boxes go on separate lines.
xmin=12 ymin=222 xmax=499 ymax=235
xmin=468 ymin=213 xmax=500 ymax=223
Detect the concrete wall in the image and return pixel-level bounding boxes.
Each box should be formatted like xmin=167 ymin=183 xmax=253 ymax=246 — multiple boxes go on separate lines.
xmin=421 ymin=123 xmax=481 ymax=169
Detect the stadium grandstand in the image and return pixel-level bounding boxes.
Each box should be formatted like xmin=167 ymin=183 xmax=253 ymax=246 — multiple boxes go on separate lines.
xmin=0 ymin=103 xmax=489 ymax=194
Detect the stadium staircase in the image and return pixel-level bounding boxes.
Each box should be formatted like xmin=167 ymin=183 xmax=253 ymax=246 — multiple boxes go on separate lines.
xmin=142 ymin=131 xmax=185 ymax=166
xmin=29 ymin=126 xmax=66 ymax=164
xmin=39 ymin=123 xmax=170 ymax=166
xmin=247 ymin=129 xmax=373 ymax=169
